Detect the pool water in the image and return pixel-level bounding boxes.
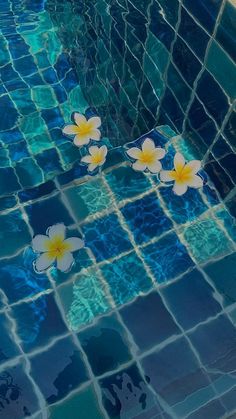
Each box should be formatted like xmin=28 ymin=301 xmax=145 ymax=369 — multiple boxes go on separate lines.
xmin=0 ymin=0 xmax=236 ymax=418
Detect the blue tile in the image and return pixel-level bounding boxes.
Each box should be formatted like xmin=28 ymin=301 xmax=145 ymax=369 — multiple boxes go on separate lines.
xmin=8 ymin=140 xmax=30 ymax=161
xmin=0 ymin=248 xmax=51 ymax=305
xmin=172 ymin=36 xmax=201 ymax=87
xmin=18 ymin=180 xmax=56 ymax=203
xmin=0 ymin=363 xmax=40 ymax=418
xmin=7 ymin=35 xmax=30 ymax=59
xmin=101 ymin=251 xmax=152 ymax=305
xmin=142 ymin=337 xmax=211 ymax=407
xmin=204 ymin=253 xmax=236 ymax=307
xmin=0 ymin=312 xmax=20 ymax=365
xmin=41 ymin=106 xmax=64 ymax=130
xmin=11 ymin=293 xmax=67 ymax=352
xmin=142 ymin=232 xmax=194 ymax=283
xmin=179 ymin=8 xmax=209 ymax=61
xmin=82 ymin=213 xmax=132 ymax=261
xmin=150 ymin=1 xmax=175 ymax=50
xmin=0 ymin=167 xmax=20 ymax=196
xmin=79 ymin=313 xmax=131 ymax=376
xmin=0 ymin=195 xmax=17 ymax=211
xmin=220 ymin=153 xmax=236 ymax=184
xmin=25 ymin=194 xmax=74 ymax=234
xmin=100 ymin=364 xmax=166 ymax=418
xmin=183 ymin=0 xmax=221 ymax=34
xmin=189 ymin=315 xmax=236 ymax=374
xmin=166 ymin=63 xmax=192 ymax=112
xmin=216 ymin=1 xmax=236 ymax=63
xmin=224 ymin=109 xmax=236 ymax=149
xmin=14 ymin=55 xmax=38 ymax=77
xmin=188 ymin=98 xmax=217 ymax=146
xmin=205 ymin=156 xmax=234 ymax=199
xmin=0 ymin=94 xmax=19 ymax=130
xmin=35 ymin=148 xmax=62 ymax=177
xmin=161 ymin=268 xmax=222 ymax=329
xmin=161 ymin=87 xmax=185 ymax=131
xmin=196 ymin=70 xmax=229 ymax=125
xmin=187 ymin=399 xmax=226 ymax=419
xmin=121 ymin=192 xmax=172 ymax=244
xmin=30 ymin=336 xmax=88 ymax=404
xmin=54 ymin=53 xmax=71 ymax=80
xmin=212 ymin=135 xmax=233 ymax=159
xmin=159 ymin=183 xmax=207 ymax=224
xmin=0 ymin=209 xmax=31 ymax=258
xmin=0 ymin=127 xmax=23 ymax=145
xmin=120 ymin=292 xmax=180 ymax=350
xmin=42 ymin=67 xmax=58 ymax=84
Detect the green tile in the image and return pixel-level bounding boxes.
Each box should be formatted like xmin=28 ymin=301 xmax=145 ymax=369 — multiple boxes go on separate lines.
xmin=0 ymin=209 xmax=31 ymax=258
xmin=58 ymin=267 xmax=111 ymax=331
xmin=64 ymin=178 xmax=112 ymax=222
xmin=68 ymin=85 xmax=89 ymax=113
xmin=206 ymin=40 xmax=236 ymax=99
xmin=48 ymin=386 xmax=104 ymax=419
xmin=183 ymin=217 xmax=234 ymax=264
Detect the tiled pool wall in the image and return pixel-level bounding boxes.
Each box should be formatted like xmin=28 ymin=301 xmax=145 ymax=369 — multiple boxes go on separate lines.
xmin=47 ymin=0 xmax=236 ymax=211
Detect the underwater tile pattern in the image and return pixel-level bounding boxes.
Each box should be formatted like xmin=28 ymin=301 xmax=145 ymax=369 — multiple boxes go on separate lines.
xmin=47 ymin=0 xmax=236 ymax=206
xmin=0 ymin=125 xmax=236 ymax=418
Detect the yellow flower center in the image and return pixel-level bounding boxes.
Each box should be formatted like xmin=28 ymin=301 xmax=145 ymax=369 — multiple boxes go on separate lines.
xmin=91 ymin=151 xmax=104 ymax=165
xmin=76 ymin=121 xmax=93 ymax=136
xmin=139 ymin=150 xmax=156 ymax=165
xmin=172 ymin=164 xmax=193 ymax=184
xmin=45 ymin=236 xmax=71 ymax=259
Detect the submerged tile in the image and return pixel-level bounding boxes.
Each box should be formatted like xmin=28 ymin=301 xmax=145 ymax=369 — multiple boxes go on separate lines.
xmin=48 ymin=385 xmax=104 ymax=419
xmin=120 ymin=292 xmax=180 ymax=351
xmin=30 ymin=336 xmax=88 ymax=404
xmin=161 ymin=268 xmax=222 ymax=329
xmin=82 ymin=213 xmax=132 ymax=262
xmin=79 ymin=313 xmax=131 ymax=376
xmin=0 ymin=209 xmax=31 ymax=258
xmin=0 ymin=362 xmax=40 ymax=418
xmin=182 ymin=217 xmax=234 ymax=264
xmin=101 ymin=251 xmax=152 ymax=305
xmin=11 ymin=293 xmax=67 ymax=352
xmin=142 ymin=232 xmax=194 ymax=283
xmin=58 ymin=268 xmax=111 ymax=331
xmin=0 ymin=312 xmax=20 ymax=365
xmin=121 ymin=192 xmax=173 ymax=245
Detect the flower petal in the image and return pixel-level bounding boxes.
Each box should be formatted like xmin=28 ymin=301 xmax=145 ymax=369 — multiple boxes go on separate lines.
xmin=74 ymin=134 xmax=91 ymax=146
xmin=132 ymin=161 xmax=147 ymax=172
xmin=185 ymin=160 xmax=201 ymax=174
xmin=187 ymin=174 xmax=203 ymax=189
xmin=35 ymin=253 xmax=55 ymax=272
xmin=88 ymin=163 xmax=98 ymax=172
xmin=173 ymin=182 xmax=188 ymax=196
xmin=174 ymin=152 xmax=185 ymax=172
xmin=154 ymin=147 xmax=166 ymax=160
xmin=88 ymin=116 xmax=101 ymax=129
xmin=64 ymin=237 xmax=84 ymax=251
xmin=160 ymin=170 xmax=176 ymax=182
xmin=90 ymin=129 xmax=101 ymax=141
xmin=126 ymin=147 xmax=142 ymax=159
xmin=74 ymin=113 xmax=87 ymax=126
xmin=147 ymin=161 xmax=162 ymax=173
xmin=142 ymin=138 xmax=155 ymax=152
xmin=48 ymin=223 xmax=66 ymax=240
xmin=63 ymin=125 xmax=79 ymax=135
xmin=81 ymin=155 xmax=92 ymax=163
xmin=32 ymin=235 xmax=50 ymax=252
xmin=100 ymin=145 xmax=108 ymax=157
xmin=88 ymin=145 xmax=99 ymax=156
xmin=57 ymin=252 xmax=74 ymax=272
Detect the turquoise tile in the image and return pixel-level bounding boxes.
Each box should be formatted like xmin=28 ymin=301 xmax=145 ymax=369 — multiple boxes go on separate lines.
xmin=58 ymin=268 xmax=111 ymax=331
xmin=101 ymin=251 xmax=152 ymax=305
xmin=0 ymin=209 xmax=31 ymax=258
xmin=64 ymin=178 xmax=112 ymax=222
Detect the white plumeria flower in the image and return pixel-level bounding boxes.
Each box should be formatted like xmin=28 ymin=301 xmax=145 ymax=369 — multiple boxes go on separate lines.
xmin=126 ymin=138 xmax=165 ymax=173
xmin=81 ymin=145 xmax=108 ymax=172
xmin=63 ymin=113 xmax=101 ymax=147
xmin=32 ymin=224 xmax=84 ymax=273
xmin=160 ymin=152 xmax=203 ymax=196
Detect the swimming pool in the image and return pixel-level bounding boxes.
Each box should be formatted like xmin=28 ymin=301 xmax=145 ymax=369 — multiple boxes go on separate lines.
xmin=0 ymin=0 xmax=236 ymax=418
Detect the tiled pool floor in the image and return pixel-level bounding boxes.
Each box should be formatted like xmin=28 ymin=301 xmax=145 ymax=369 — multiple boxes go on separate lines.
xmin=0 ymin=126 xmax=236 ymax=419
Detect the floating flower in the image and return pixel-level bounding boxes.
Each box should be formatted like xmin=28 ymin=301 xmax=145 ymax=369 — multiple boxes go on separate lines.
xmin=160 ymin=152 xmax=203 ymax=196
xmin=32 ymin=224 xmax=84 ymax=273
xmin=63 ymin=113 xmax=101 ymax=147
xmin=126 ymin=138 xmax=165 ymax=173
xmin=81 ymin=145 xmax=108 ymax=172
